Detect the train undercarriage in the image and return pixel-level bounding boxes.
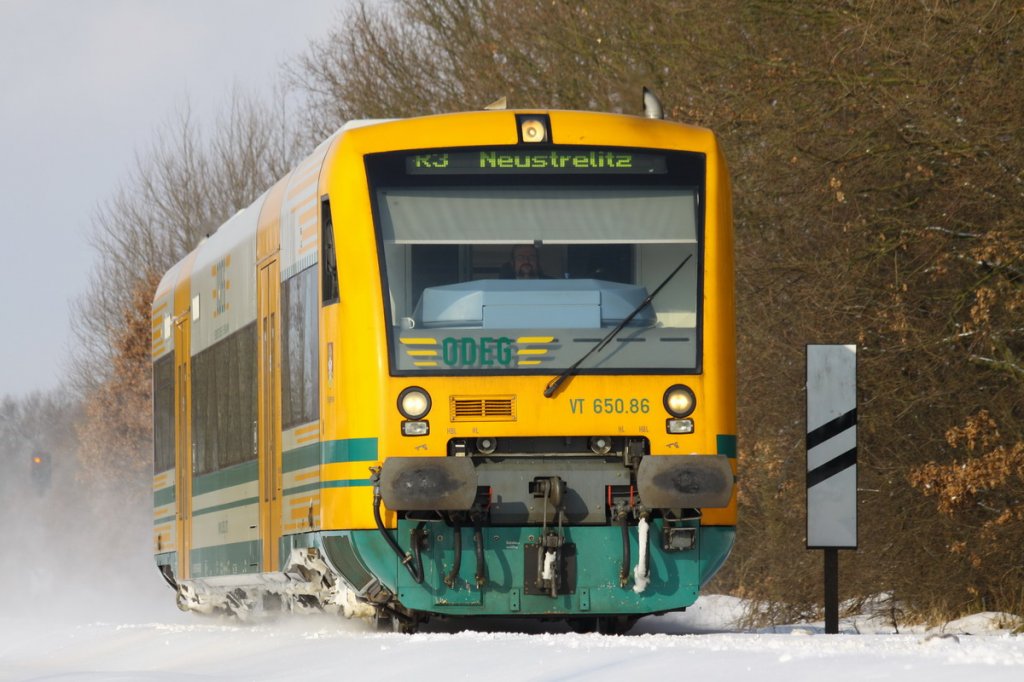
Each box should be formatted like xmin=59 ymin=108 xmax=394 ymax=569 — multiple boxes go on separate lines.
xmin=162 ymin=443 xmax=734 ymax=635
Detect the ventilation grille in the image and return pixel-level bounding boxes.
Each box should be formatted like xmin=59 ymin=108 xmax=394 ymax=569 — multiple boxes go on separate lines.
xmin=450 ymin=395 xmax=516 ymax=422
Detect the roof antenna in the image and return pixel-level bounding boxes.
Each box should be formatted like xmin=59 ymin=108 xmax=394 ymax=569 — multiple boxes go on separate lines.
xmin=642 ymin=87 xmax=663 ymax=120
xmin=484 ymin=96 xmax=507 ymax=110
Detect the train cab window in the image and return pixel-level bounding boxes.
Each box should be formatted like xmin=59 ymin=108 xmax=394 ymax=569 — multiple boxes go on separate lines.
xmin=369 ymin=147 xmax=704 ymax=374
xmin=409 ymin=244 xmax=633 ymax=284
xmin=565 ymin=244 xmax=633 ymax=283
xmin=410 ymin=244 xmax=461 ymax=292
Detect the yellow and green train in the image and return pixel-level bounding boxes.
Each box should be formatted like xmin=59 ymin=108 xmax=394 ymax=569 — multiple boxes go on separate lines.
xmin=152 ymin=99 xmax=736 ymax=633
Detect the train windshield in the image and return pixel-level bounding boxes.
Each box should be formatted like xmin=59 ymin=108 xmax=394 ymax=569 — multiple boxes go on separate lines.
xmin=366 ymin=147 xmax=705 ymax=374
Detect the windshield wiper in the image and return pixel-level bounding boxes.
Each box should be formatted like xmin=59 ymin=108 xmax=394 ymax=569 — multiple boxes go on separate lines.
xmin=543 ymin=254 xmax=693 ymax=398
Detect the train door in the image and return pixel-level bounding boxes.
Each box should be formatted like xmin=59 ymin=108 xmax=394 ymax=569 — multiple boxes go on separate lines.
xmin=258 ymin=257 xmax=283 ymax=571
xmin=173 ymin=315 xmax=192 ymax=580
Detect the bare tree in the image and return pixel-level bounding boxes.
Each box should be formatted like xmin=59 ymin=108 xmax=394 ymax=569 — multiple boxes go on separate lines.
xmin=71 ymin=86 xmax=304 ymax=494
xmin=0 ymin=391 xmax=81 ymax=504
xmin=70 ymin=87 xmax=303 ymax=391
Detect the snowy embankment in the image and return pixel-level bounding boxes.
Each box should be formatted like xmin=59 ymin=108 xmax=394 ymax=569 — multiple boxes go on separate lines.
xmin=1 ymin=490 xmax=1021 ymax=680
xmin=2 ymin=594 xmax=1022 ymax=681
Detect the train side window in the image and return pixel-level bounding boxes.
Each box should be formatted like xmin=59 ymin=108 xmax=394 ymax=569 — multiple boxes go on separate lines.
xmin=190 ymin=323 xmax=257 ymax=475
xmin=153 ymin=354 xmax=175 ymax=473
xmin=220 ymin=324 xmax=257 ymax=469
xmin=282 ymin=265 xmax=319 ymax=429
xmin=321 ymin=195 xmax=339 ymax=305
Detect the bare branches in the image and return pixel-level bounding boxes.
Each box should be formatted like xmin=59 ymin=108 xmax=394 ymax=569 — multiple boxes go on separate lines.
xmin=69 ymin=88 xmax=300 ymax=394
xmin=70 ymin=86 xmax=302 ymax=485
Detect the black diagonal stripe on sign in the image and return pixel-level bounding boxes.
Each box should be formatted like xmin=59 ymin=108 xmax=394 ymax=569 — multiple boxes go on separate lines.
xmin=806 ymin=409 xmax=857 ymax=450
xmin=807 ymin=448 xmax=857 ymax=489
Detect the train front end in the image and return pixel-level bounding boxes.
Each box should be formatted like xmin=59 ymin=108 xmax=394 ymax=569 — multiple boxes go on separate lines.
xmin=319 ymin=110 xmax=736 ymax=631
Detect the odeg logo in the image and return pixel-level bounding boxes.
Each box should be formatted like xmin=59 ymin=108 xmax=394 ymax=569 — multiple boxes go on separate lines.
xmin=442 ymin=336 xmax=514 ymax=367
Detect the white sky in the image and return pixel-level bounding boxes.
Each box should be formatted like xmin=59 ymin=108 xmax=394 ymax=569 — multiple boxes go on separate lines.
xmin=0 ymin=0 xmax=346 ymax=397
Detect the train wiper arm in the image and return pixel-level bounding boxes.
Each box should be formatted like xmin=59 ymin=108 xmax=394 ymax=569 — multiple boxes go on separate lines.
xmin=543 ymin=254 xmax=693 ymax=398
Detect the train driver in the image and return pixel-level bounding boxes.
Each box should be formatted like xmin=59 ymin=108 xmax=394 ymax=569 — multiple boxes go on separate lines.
xmin=509 ymin=244 xmax=542 ymax=279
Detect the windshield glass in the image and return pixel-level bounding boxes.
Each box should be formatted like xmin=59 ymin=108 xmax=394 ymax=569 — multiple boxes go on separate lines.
xmin=366 ymin=147 xmax=704 ymax=374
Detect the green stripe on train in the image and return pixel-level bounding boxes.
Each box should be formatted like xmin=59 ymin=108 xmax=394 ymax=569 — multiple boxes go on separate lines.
xmin=155 ymin=439 xmax=380 ymax=506
xmin=322 ymin=479 xmax=373 ymax=488
xmin=283 ymin=478 xmax=372 ymax=495
xmin=283 ymin=481 xmax=322 ymax=496
xmin=282 ymin=442 xmax=319 ymax=473
xmin=189 ymin=540 xmax=261 ymax=578
xmin=323 ymin=438 xmax=378 ymax=464
xmin=154 ymin=486 xmax=175 ymax=508
xmin=193 ymin=497 xmax=259 ymax=516
xmin=281 ymin=438 xmax=379 ymax=474
xmin=192 ymin=460 xmax=259 ymax=496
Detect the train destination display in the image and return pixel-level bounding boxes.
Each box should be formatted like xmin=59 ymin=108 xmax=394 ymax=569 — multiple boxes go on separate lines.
xmin=406 ymin=149 xmax=668 ymax=175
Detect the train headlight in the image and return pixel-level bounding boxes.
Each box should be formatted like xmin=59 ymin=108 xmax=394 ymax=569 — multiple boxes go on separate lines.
xmin=520 ymin=117 xmax=547 ymax=143
xmin=666 ymin=418 xmax=694 ymax=434
xmin=398 ymin=387 xmax=431 ymax=420
xmin=402 ymin=421 xmax=430 ymax=437
xmin=663 ymin=385 xmax=696 ymax=418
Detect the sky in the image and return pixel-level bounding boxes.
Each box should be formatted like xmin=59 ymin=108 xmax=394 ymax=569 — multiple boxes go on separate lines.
xmin=0 ymin=0 xmax=346 ymax=398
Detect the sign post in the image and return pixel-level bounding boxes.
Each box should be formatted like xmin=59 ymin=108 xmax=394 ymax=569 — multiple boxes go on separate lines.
xmin=806 ymin=344 xmax=857 ymax=634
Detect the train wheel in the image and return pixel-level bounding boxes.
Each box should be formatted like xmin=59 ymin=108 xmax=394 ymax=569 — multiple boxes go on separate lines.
xmin=597 ymin=616 xmax=638 ymax=635
xmin=372 ymin=607 xmax=420 ymax=634
xmin=567 ymin=618 xmax=598 ymax=634
xmin=568 ymin=616 xmax=637 ymax=635
xmin=371 ymin=607 xmax=391 ymax=632
xmin=391 ymin=615 xmax=419 ymax=634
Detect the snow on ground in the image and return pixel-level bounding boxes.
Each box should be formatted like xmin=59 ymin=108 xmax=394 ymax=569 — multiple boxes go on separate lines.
xmin=1 ymin=481 xmax=1022 ymax=681
xmin=2 ymin=593 xmax=1022 ymax=681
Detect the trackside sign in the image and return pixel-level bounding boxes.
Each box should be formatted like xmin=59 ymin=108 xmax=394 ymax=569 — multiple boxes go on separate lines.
xmin=806 ymin=344 xmax=858 ymax=549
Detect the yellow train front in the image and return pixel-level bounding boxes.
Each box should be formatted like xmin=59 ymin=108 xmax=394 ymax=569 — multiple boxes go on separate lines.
xmin=152 ymin=106 xmax=736 ymax=633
